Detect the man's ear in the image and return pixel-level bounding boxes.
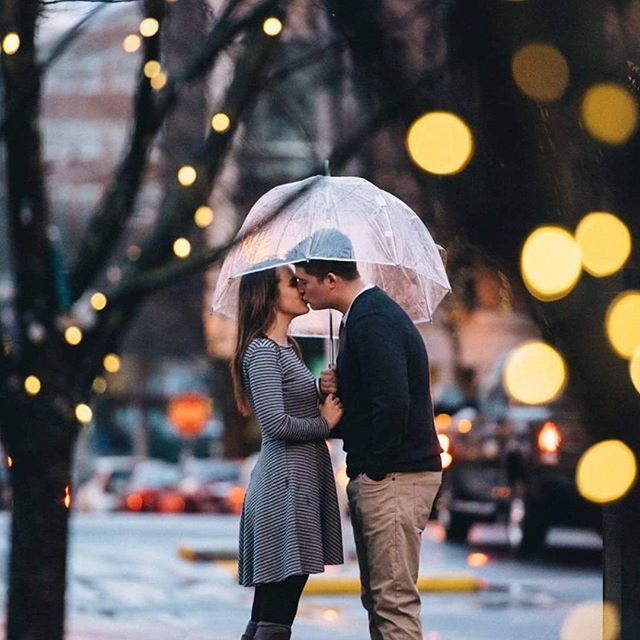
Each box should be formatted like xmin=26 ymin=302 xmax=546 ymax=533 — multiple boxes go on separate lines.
xmin=326 ymin=273 xmax=337 ymax=289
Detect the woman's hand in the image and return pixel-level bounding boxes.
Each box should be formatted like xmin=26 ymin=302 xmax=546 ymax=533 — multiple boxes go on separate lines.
xmin=320 ymin=393 xmax=343 ymax=430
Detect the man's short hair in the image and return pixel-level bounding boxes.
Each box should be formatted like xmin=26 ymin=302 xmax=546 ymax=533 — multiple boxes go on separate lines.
xmin=299 ymin=259 xmax=360 ymax=281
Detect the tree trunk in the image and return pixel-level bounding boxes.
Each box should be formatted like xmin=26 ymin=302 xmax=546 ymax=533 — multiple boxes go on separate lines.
xmin=5 ymin=405 xmax=74 ymax=640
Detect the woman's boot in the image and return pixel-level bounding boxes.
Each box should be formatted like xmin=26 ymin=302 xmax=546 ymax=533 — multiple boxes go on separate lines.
xmin=253 ymin=621 xmax=292 ymax=639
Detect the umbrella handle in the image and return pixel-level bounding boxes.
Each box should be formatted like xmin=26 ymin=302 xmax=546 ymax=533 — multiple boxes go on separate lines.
xmin=329 ymin=309 xmax=334 ymax=367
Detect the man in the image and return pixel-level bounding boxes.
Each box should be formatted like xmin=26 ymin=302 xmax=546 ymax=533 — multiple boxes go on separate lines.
xmin=294 ymin=256 xmax=442 ymax=640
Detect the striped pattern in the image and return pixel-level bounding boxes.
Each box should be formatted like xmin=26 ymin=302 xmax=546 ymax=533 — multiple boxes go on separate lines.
xmin=238 ymin=337 xmax=344 ymax=586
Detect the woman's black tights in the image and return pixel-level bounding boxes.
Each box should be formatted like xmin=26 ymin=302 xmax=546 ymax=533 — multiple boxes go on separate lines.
xmin=250 ymin=574 xmax=309 ymax=625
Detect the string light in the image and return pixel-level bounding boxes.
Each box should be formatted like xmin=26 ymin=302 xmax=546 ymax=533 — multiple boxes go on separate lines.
xmin=575 ymin=212 xmax=631 ymax=277
xmin=64 ymin=326 xmax=83 ymax=346
xmin=2 ymin=33 xmax=20 ymax=56
xmin=123 ymin=34 xmax=141 ymax=53
xmin=581 ymin=83 xmax=638 ymax=146
xmin=194 ymin=206 xmax=214 ymax=228
xmin=92 ymin=377 xmax=108 ymax=394
xmin=139 ymin=18 xmax=160 ymax=37
xmin=406 ymin=111 xmax=474 ymax=175
xmin=143 ymin=60 xmax=162 ymax=79
xmin=173 ymin=238 xmax=191 ymax=258
xmin=177 ymin=165 xmax=197 ymax=186
xmin=90 ymin=292 xmax=108 ymax=311
xmin=24 ymin=375 xmax=41 ymax=396
xmin=605 ymin=291 xmax=640 ymax=358
xmin=103 ymin=353 xmax=121 ymax=373
xmin=512 ymin=43 xmax=569 ymax=102
xmin=263 ymin=17 xmax=283 ymax=37
xmin=211 ymin=112 xmax=231 ymax=132
xmin=75 ymin=404 xmax=93 ymax=424
xmin=520 ymin=226 xmax=581 ymax=301
xmin=150 ymin=72 xmax=168 ymax=90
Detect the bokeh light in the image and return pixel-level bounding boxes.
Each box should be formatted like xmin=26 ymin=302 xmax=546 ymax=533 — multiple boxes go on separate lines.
xmin=123 ymin=34 xmax=141 ymax=53
xmin=577 ymin=440 xmax=637 ymax=504
xmin=521 ymin=226 xmax=582 ymax=301
xmin=150 ymin=72 xmax=168 ymax=90
xmin=211 ymin=112 xmax=231 ymax=132
xmin=75 ymin=404 xmax=93 ymax=424
xmin=2 ymin=33 xmax=20 ymax=56
xmin=605 ymin=291 xmax=640 ymax=358
xmin=467 ymin=552 xmax=489 ymax=567
xmin=263 ymin=17 xmax=283 ymax=36
xmin=64 ymin=326 xmax=83 ymax=346
xmin=406 ymin=111 xmax=474 ymax=176
xmin=143 ymin=60 xmax=162 ymax=79
xmin=561 ymin=601 xmax=619 ymax=640
xmin=139 ymin=18 xmax=160 ymax=37
xmin=512 ymin=43 xmax=569 ymax=102
xmin=90 ymin=292 xmax=108 ymax=311
xmin=103 ymin=353 xmax=121 ymax=373
xmin=92 ymin=377 xmax=108 ymax=394
xmin=630 ymin=346 xmax=640 ymax=394
xmin=177 ymin=165 xmax=197 ymax=186
xmin=503 ymin=341 xmax=567 ymax=405
xmin=575 ymin=212 xmax=631 ymax=277
xmin=194 ymin=205 xmax=214 ymax=228
xmin=24 ymin=375 xmax=41 ymax=396
xmin=581 ymin=83 xmax=638 ymax=145
xmin=173 ymin=238 xmax=192 ymax=258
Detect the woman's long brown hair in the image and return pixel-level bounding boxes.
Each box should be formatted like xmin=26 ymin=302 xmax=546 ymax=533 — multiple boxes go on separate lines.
xmin=230 ymin=268 xmax=280 ymax=416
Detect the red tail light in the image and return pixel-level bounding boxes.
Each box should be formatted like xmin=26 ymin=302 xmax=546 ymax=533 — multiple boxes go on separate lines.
xmin=538 ymin=421 xmax=561 ymax=453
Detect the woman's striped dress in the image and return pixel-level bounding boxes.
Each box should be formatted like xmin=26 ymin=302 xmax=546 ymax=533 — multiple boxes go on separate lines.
xmin=238 ymin=337 xmax=344 ymax=586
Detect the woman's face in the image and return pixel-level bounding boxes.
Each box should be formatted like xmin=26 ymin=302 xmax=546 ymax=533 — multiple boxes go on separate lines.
xmin=275 ymin=266 xmax=309 ymax=318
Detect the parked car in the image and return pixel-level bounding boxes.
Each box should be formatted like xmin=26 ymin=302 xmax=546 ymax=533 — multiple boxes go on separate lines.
xmin=75 ymin=456 xmax=141 ymax=513
xmin=120 ymin=460 xmax=183 ymax=513
xmin=437 ymin=359 xmax=602 ymax=555
xmin=178 ymin=458 xmax=245 ymax=514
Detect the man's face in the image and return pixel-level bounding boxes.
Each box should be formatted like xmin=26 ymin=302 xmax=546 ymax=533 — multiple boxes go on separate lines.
xmin=295 ymin=265 xmax=334 ymax=310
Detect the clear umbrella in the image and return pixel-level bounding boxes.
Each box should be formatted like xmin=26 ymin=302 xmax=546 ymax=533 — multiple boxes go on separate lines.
xmin=212 ymin=175 xmax=451 ymax=339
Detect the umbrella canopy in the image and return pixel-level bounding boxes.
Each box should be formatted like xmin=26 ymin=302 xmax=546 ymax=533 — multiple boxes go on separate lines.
xmin=212 ymin=175 xmax=451 ymax=337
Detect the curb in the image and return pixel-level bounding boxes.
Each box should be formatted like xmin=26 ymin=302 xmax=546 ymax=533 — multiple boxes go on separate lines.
xmin=178 ymin=545 xmax=486 ymax=594
xmin=304 ymin=574 xmax=486 ymax=594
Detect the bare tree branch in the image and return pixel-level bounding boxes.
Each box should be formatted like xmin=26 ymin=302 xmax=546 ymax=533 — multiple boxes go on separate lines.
xmin=108 ymin=64 xmax=441 ymax=301
xmin=68 ymin=0 xmax=281 ymax=300
xmin=0 ymin=4 xmax=106 ymax=138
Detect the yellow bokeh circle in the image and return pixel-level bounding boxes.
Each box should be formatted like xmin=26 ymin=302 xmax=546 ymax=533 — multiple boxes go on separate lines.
xmin=581 ymin=83 xmax=639 ymax=145
xmin=2 ymin=33 xmax=20 ymax=56
xmin=143 ymin=60 xmax=162 ymax=79
xmin=103 ymin=353 xmax=121 ymax=373
xmin=75 ymin=404 xmax=93 ymax=425
xmin=521 ymin=226 xmax=582 ymax=301
xmin=173 ymin=237 xmax=192 ymax=258
xmin=576 ymin=440 xmax=637 ymax=504
xmin=177 ymin=165 xmax=197 ymax=186
xmin=503 ymin=341 xmax=567 ymax=405
xmin=123 ymin=34 xmax=142 ymax=53
xmin=194 ymin=206 xmax=214 ymax=228
xmin=575 ymin=212 xmax=631 ymax=277
xmin=139 ymin=18 xmax=160 ymax=38
xmin=561 ymin=600 xmax=619 ymax=640
xmin=630 ymin=346 xmax=640 ymax=394
xmin=24 ymin=375 xmax=42 ymax=396
xmin=406 ymin=111 xmax=474 ymax=176
xmin=512 ymin=43 xmax=569 ymax=102
xmin=91 ymin=292 xmax=108 ymax=311
xmin=211 ymin=112 xmax=231 ymax=133
xmin=605 ymin=291 xmax=640 ymax=358
xmin=263 ymin=17 xmax=283 ymax=37
xmin=64 ymin=326 xmax=83 ymax=346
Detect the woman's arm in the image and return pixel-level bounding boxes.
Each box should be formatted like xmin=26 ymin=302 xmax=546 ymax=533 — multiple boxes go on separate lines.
xmin=244 ymin=343 xmax=330 ymax=442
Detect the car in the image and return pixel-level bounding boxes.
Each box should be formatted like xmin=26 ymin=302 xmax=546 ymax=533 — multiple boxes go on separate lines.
xmin=120 ymin=460 xmax=184 ymax=513
xmin=75 ymin=456 xmax=142 ymax=513
xmin=436 ymin=361 xmax=602 ymax=555
xmin=178 ymin=458 xmax=245 ymax=514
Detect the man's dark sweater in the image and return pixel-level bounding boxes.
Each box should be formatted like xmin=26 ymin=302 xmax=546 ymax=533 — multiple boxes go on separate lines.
xmin=333 ymin=286 xmax=442 ymax=480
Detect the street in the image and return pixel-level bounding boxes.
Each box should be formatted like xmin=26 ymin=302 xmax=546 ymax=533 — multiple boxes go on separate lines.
xmin=0 ymin=513 xmax=601 ymax=639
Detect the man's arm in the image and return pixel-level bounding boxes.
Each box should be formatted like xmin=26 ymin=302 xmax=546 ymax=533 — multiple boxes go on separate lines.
xmin=350 ymin=314 xmax=410 ymax=479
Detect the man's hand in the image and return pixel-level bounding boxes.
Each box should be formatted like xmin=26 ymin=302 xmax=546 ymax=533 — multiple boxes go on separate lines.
xmin=320 ymin=367 xmax=338 ymax=395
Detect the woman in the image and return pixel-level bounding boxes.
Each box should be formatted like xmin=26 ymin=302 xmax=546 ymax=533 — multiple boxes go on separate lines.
xmin=231 ymin=265 xmax=344 ymax=640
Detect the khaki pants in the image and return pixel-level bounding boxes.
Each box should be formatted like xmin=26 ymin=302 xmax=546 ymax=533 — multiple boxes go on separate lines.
xmin=347 ymin=471 xmax=442 ymax=640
